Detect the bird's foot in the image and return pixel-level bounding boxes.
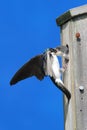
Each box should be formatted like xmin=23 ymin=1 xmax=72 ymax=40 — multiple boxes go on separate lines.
xmin=60 ymin=68 xmax=65 ymax=73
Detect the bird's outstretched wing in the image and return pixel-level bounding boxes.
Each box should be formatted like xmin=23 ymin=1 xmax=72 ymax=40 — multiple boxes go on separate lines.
xmin=10 ymin=54 xmax=45 ymax=85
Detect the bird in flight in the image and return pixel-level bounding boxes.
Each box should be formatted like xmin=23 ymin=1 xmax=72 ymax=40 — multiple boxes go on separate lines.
xmin=10 ymin=45 xmax=71 ymax=102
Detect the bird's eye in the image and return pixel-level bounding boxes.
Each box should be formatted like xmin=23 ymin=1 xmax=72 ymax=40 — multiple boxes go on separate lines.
xmin=49 ymin=48 xmax=57 ymax=53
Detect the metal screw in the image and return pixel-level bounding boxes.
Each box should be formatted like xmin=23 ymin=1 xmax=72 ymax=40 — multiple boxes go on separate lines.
xmin=79 ymin=86 xmax=84 ymax=93
xmin=76 ymin=32 xmax=80 ymax=38
xmin=80 ymin=109 xmax=82 ymax=112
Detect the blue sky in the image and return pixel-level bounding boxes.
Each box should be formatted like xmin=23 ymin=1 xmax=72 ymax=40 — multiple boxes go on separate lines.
xmin=0 ymin=1 xmax=87 ymax=130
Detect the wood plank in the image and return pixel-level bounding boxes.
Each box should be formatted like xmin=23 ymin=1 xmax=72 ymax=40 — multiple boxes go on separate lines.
xmin=56 ymin=4 xmax=87 ymax=130
xmin=56 ymin=4 xmax=87 ymax=26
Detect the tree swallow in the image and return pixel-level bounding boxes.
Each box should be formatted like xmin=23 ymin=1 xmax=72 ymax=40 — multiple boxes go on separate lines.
xmin=10 ymin=45 xmax=71 ymax=102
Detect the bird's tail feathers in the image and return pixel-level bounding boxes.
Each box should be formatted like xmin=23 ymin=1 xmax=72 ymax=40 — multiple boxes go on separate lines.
xmin=50 ymin=77 xmax=71 ymax=102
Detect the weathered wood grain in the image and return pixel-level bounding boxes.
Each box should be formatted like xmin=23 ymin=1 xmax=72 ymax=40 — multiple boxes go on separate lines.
xmin=56 ymin=4 xmax=87 ymax=26
xmin=56 ymin=4 xmax=87 ymax=130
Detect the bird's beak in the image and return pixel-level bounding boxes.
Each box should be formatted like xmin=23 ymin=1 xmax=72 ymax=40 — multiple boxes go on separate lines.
xmin=54 ymin=48 xmax=63 ymax=56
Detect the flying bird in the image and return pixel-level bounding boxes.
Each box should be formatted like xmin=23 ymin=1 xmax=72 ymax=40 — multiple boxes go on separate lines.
xmin=10 ymin=45 xmax=71 ymax=102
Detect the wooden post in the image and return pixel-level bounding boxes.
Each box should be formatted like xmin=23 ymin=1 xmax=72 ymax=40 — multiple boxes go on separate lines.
xmin=56 ymin=4 xmax=87 ymax=130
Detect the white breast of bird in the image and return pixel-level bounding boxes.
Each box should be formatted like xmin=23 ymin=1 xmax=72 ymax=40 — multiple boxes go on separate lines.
xmin=51 ymin=54 xmax=61 ymax=79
